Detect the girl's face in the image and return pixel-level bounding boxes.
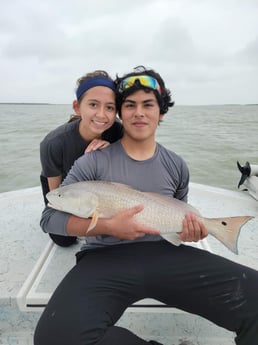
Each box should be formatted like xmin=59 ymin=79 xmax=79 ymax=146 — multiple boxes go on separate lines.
xmin=73 ymin=86 xmax=116 ymax=139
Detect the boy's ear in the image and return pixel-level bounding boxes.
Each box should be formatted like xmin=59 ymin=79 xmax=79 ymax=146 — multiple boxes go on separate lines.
xmin=73 ymin=100 xmax=81 ymax=115
xmin=159 ymin=114 xmax=165 ymax=121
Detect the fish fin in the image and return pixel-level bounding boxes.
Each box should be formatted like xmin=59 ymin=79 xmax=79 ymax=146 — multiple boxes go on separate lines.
xmin=86 ymin=211 xmax=99 ymax=233
xmin=205 ymin=216 xmax=254 ymax=254
xmin=161 ymin=233 xmax=182 ymax=246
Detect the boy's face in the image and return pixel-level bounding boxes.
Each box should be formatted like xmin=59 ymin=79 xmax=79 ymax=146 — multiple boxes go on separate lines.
xmin=121 ymin=89 xmax=164 ymax=142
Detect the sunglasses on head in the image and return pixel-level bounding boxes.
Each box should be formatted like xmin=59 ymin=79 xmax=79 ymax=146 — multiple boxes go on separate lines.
xmin=118 ymin=75 xmax=162 ymax=95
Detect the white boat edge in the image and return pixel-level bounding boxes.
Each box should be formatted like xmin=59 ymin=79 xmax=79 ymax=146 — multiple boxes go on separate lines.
xmin=0 ymin=182 xmax=257 ymax=345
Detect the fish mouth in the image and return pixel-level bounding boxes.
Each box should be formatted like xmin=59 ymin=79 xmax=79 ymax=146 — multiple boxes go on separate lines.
xmin=47 ymin=202 xmax=61 ymax=211
xmin=47 ymin=201 xmax=63 ymax=210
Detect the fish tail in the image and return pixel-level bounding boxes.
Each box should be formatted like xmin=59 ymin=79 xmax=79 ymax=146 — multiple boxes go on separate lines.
xmin=206 ymin=216 xmax=254 ymax=254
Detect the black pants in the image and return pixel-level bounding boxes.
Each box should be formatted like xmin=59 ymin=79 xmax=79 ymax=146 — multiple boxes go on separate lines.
xmin=34 ymin=241 xmax=258 ymax=345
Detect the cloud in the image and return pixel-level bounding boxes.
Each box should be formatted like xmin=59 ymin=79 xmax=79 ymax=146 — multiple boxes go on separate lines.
xmin=0 ymin=0 xmax=257 ymax=104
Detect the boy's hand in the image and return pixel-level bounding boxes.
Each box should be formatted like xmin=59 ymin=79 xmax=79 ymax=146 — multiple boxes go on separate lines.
xmin=107 ymin=205 xmax=160 ymax=240
xmin=179 ymin=213 xmax=208 ymax=242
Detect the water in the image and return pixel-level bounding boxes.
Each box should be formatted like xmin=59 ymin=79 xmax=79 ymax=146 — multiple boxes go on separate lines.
xmin=0 ymin=103 xmax=257 ymax=193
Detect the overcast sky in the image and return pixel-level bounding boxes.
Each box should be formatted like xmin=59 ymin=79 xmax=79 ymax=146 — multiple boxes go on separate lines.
xmin=1 ymin=0 xmax=257 ymax=105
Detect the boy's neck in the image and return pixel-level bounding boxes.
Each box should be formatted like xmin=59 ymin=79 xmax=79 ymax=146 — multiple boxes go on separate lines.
xmin=121 ymin=136 xmax=157 ymax=161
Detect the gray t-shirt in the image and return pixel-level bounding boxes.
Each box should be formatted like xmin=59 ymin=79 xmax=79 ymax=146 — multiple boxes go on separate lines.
xmin=40 ymin=141 xmax=189 ymax=249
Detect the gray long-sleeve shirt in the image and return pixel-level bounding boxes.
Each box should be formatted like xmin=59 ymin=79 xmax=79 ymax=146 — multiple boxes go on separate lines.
xmin=40 ymin=141 xmax=189 ymax=250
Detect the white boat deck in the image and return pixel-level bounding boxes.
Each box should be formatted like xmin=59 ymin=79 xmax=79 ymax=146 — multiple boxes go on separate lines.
xmin=0 ymin=183 xmax=257 ymax=344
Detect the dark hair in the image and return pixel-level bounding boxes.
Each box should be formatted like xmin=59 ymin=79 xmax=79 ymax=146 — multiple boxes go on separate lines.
xmin=75 ymin=70 xmax=114 ymax=103
xmin=115 ymin=65 xmax=174 ymax=117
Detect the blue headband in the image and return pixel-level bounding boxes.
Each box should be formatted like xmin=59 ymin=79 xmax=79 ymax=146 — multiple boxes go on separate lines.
xmin=76 ymin=77 xmax=116 ymax=100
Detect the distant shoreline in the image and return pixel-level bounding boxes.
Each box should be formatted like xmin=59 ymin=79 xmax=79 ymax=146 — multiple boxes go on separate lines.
xmin=0 ymin=102 xmax=257 ymax=106
xmin=0 ymin=102 xmax=52 ymax=105
xmin=0 ymin=102 xmax=70 ymax=105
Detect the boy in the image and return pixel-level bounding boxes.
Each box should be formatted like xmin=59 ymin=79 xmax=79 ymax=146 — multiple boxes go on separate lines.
xmin=35 ymin=66 xmax=258 ymax=345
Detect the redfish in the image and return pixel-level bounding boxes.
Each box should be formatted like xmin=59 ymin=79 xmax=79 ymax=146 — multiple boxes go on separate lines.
xmin=47 ymin=181 xmax=253 ymax=254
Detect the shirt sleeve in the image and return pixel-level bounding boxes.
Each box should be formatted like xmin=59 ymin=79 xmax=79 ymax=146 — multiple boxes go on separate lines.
xmin=40 ymin=153 xmax=97 ymax=235
xmin=40 ymin=206 xmax=70 ymax=236
xmin=174 ymin=158 xmax=189 ymax=202
xmin=63 ymin=150 xmax=101 ymax=186
xmin=40 ymin=137 xmax=63 ymax=177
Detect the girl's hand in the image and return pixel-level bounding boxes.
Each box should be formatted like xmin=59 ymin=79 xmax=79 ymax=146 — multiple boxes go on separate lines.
xmin=85 ymin=139 xmax=110 ymax=153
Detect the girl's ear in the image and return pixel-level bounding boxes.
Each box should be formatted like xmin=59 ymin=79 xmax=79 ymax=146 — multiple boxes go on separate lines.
xmin=73 ymin=100 xmax=81 ymax=115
